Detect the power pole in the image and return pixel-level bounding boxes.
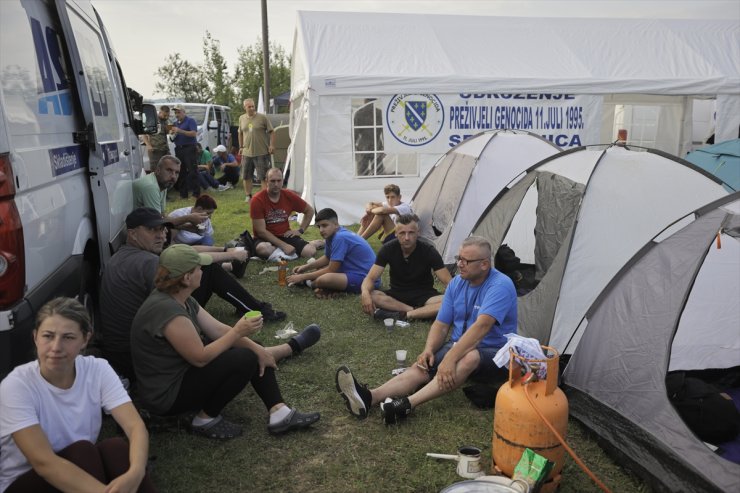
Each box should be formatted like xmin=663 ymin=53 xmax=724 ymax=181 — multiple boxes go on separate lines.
xmin=261 ymin=0 xmax=271 ymax=113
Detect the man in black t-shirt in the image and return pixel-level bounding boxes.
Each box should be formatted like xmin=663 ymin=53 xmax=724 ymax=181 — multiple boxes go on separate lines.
xmin=360 ymin=214 xmax=452 ymax=321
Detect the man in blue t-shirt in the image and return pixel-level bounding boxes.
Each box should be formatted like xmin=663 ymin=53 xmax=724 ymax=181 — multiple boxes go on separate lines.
xmin=287 ymin=208 xmax=378 ymax=298
xmin=336 ymin=236 xmax=517 ymax=424
xmin=170 ymin=104 xmax=199 ymax=199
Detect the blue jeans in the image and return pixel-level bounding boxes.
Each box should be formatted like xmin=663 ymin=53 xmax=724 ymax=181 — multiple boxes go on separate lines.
xmin=197 ymin=171 xmax=220 ymax=190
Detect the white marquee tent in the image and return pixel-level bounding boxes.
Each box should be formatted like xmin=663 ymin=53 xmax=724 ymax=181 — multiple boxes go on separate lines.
xmin=285 ymin=12 xmax=740 ymax=224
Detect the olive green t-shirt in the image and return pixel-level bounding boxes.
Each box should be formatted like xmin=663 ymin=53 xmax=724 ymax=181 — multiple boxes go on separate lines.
xmin=238 ymin=113 xmax=273 ymax=157
xmin=130 ymin=290 xmax=204 ymax=414
xmin=149 ymin=117 xmax=170 ymax=152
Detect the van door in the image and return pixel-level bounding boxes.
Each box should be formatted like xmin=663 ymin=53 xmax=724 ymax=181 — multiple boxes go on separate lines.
xmin=206 ymin=105 xmax=219 ymax=151
xmin=53 ymin=0 xmax=134 ymax=266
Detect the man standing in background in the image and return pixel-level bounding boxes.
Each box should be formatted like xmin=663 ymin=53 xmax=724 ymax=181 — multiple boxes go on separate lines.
xmin=239 ymin=98 xmax=274 ymax=203
xmin=142 ymin=105 xmax=170 ymax=168
xmin=171 ymin=104 xmax=199 ymax=199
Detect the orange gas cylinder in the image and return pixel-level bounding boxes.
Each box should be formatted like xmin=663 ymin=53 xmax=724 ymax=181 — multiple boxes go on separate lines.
xmin=492 ymin=346 xmax=568 ymax=492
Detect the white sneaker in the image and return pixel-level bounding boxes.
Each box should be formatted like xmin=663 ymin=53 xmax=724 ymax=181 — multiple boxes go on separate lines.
xmin=222 ymin=183 xmax=233 ymax=190
xmin=217 ymin=185 xmax=228 ymax=192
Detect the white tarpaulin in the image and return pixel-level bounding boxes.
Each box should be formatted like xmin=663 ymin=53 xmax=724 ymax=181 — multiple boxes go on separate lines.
xmin=287 ymin=12 xmax=740 ymax=224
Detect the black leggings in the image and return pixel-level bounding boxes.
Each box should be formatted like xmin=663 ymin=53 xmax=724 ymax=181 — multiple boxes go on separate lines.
xmin=6 ymin=438 xmax=156 ymax=493
xmin=166 ymin=347 xmax=283 ymax=417
xmin=192 ymin=263 xmax=263 ymax=315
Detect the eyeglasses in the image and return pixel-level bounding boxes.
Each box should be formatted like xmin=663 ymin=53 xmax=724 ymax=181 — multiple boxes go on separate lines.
xmin=454 ymin=256 xmax=487 ymax=266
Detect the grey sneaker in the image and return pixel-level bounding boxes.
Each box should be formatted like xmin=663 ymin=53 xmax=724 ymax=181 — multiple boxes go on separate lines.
xmin=335 ymin=366 xmax=372 ymax=419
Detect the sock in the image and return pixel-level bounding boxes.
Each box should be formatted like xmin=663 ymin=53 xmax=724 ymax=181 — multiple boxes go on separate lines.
xmin=287 ymin=338 xmax=301 ymax=354
xmin=192 ymin=415 xmax=217 ymax=427
xmin=269 ymin=405 xmax=292 ymax=424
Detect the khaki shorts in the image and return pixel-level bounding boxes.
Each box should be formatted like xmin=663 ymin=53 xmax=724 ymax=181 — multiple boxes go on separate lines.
xmin=242 ymin=155 xmax=270 ymax=181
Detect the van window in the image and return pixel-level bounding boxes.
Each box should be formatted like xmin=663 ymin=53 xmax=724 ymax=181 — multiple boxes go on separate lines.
xmin=184 ymin=105 xmax=206 ymax=124
xmin=66 ymin=10 xmax=120 ymax=143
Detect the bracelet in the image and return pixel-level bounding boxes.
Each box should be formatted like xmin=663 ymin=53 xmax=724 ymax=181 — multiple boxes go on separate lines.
xmin=298 ymin=228 xmax=304 ymax=234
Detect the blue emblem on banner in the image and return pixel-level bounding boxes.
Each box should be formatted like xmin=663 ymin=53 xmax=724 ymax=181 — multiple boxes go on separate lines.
xmin=405 ymin=101 xmax=427 ymax=131
xmin=386 ymin=94 xmax=444 ymax=147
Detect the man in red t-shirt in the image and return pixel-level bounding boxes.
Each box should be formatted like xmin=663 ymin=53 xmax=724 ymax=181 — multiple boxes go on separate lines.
xmin=251 ymin=168 xmax=320 ymax=259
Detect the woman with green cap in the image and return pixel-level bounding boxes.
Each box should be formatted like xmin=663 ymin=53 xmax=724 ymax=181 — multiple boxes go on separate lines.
xmin=131 ymin=244 xmax=320 ymax=439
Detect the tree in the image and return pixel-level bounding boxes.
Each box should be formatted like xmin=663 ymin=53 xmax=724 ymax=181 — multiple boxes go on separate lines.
xmin=232 ymin=39 xmax=291 ymax=119
xmin=202 ymin=32 xmax=234 ymax=107
xmin=154 ymin=52 xmax=212 ymax=102
xmin=153 ymin=34 xmax=291 ymax=119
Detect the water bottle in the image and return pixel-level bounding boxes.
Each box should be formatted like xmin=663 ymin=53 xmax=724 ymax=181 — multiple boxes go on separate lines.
xmin=278 ymin=260 xmax=287 ymax=286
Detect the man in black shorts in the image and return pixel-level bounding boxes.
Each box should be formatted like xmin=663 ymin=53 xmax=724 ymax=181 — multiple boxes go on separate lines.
xmin=360 ymin=214 xmax=452 ymax=320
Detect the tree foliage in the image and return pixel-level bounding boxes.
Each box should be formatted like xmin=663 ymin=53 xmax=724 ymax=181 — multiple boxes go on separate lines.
xmin=232 ymin=39 xmax=291 ymax=119
xmin=153 ymin=33 xmax=290 ymax=118
xmin=154 ymin=52 xmax=213 ymax=102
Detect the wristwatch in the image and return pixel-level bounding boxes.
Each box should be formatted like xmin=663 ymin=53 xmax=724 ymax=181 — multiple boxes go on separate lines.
xmin=298 ymin=228 xmax=304 ymax=234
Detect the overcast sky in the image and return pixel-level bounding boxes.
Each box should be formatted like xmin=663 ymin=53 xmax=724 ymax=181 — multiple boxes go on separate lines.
xmin=92 ymin=0 xmax=740 ymax=99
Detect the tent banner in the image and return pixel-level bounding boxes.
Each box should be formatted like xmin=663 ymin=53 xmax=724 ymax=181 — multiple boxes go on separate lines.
xmin=381 ymin=93 xmax=602 ymax=154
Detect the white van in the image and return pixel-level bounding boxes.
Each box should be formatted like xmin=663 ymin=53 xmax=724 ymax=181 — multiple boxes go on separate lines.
xmin=0 ymin=0 xmax=155 ymax=375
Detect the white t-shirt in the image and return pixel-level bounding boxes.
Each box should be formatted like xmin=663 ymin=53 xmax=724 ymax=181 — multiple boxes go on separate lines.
xmin=0 ymin=356 xmax=130 ymax=492
xmin=384 ymin=200 xmax=413 ymax=224
xmin=169 ymin=206 xmax=214 ymax=245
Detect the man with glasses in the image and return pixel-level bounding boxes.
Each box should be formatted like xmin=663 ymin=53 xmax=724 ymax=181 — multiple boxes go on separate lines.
xmin=361 ymin=214 xmax=451 ymax=321
xmin=336 ymin=236 xmax=517 ymax=425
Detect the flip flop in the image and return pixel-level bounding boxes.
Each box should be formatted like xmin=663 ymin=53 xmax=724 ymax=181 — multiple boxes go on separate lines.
xmin=190 ymin=415 xmax=243 ymax=440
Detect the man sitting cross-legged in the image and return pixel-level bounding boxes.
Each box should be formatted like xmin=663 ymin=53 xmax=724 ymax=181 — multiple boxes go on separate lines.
xmin=287 ymin=208 xmax=378 ymax=298
xmin=250 ymin=168 xmax=323 ymax=260
xmin=361 ymin=213 xmax=452 ymax=321
xmin=336 ymin=236 xmax=517 ymax=424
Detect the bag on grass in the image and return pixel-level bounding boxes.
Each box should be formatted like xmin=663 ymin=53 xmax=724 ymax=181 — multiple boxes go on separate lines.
xmin=666 ymin=371 xmax=740 ymax=443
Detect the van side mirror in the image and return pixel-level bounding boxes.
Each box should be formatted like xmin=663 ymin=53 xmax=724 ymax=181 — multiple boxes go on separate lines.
xmin=138 ymin=104 xmax=158 ymax=135
xmin=208 ymin=120 xmax=219 ymax=130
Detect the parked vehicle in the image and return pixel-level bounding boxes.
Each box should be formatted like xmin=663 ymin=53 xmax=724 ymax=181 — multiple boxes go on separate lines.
xmin=0 ymin=0 xmax=155 ymax=376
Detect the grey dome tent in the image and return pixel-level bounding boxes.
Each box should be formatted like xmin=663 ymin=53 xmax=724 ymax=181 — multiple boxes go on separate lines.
xmin=470 ymin=144 xmax=731 ymax=354
xmin=411 ymin=130 xmax=560 ymax=265
xmin=563 ymin=194 xmax=740 ymax=493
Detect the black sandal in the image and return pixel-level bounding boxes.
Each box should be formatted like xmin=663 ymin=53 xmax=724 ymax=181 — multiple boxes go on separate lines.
xmin=190 ymin=415 xmax=242 ymax=439
xmin=267 ymin=409 xmax=320 ymax=434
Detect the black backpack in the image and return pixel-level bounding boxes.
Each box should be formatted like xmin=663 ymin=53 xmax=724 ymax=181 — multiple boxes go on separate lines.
xmin=666 ymin=371 xmax=740 ymax=443
xmin=226 ymin=229 xmax=257 ymax=258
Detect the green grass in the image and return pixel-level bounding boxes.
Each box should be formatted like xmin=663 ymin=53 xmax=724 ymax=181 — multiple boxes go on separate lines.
xmin=118 ymin=184 xmax=650 ymax=492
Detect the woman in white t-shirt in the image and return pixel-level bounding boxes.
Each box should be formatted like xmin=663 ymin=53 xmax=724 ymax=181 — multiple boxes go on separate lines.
xmin=0 ymin=298 xmax=155 ymax=493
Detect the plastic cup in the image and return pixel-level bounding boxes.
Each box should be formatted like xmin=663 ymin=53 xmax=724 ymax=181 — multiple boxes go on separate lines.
xmin=395 ymin=349 xmax=407 ymax=368
xmin=384 ymin=318 xmax=394 ymax=332
xmin=244 ymin=310 xmax=262 ymax=319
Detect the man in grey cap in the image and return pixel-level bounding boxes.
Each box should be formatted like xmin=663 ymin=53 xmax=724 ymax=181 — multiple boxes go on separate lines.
xmin=100 ymin=208 xmax=288 ymax=382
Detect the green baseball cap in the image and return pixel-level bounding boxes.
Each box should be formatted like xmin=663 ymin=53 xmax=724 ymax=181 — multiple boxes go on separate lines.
xmin=159 ymin=244 xmax=212 ymax=277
